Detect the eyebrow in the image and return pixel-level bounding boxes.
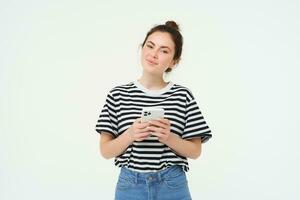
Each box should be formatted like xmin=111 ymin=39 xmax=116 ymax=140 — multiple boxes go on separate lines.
xmin=147 ymin=41 xmax=171 ymax=50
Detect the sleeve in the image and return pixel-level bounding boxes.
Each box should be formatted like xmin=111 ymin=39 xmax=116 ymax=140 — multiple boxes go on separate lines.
xmin=95 ymin=91 xmax=118 ymax=138
xmin=182 ymin=90 xmax=212 ymax=143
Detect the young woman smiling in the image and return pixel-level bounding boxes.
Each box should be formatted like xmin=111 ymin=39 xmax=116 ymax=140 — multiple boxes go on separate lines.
xmin=95 ymin=20 xmax=212 ymax=200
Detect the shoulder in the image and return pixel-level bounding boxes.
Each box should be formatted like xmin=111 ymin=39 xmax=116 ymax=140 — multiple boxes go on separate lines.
xmin=106 ymin=82 xmax=136 ymax=97
xmin=109 ymin=82 xmax=135 ymax=92
xmin=171 ymin=82 xmax=195 ymax=101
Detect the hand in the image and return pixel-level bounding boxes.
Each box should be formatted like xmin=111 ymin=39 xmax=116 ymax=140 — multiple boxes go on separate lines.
xmin=127 ymin=118 xmax=151 ymax=142
xmin=148 ymin=118 xmax=172 ymax=143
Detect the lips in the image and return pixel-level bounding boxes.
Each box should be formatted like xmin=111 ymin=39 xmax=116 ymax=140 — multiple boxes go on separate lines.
xmin=146 ymin=59 xmax=158 ymax=65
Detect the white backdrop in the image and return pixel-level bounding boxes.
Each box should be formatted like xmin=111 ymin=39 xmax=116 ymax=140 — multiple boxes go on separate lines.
xmin=1 ymin=0 xmax=299 ymax=199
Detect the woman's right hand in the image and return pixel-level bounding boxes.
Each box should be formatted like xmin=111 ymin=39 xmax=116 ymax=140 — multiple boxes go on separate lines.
xmin=127 ymin=118 xmax=151 ymax=142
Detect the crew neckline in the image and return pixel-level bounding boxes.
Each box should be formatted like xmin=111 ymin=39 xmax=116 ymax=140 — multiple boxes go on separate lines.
xmin=133 ymin=80 xmax=174 ymax=96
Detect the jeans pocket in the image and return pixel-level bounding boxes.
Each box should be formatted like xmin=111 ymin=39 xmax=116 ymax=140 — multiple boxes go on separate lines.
xmin=163 ymin=173 xmax=188 ymax=189
xmin=116 ymin=176 xmax=135 ymax=190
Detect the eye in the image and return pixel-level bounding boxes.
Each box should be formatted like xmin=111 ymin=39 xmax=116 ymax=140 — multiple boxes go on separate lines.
xmin=161 ymin=49 xmax=169 ymax=54
xmin=146 ymin=44 xmax=153 ymax=48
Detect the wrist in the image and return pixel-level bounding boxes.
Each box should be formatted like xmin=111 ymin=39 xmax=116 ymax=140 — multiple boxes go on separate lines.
xmin=124 ymin=129 xmax=134 ymax=144
xmin=161 ymin=132 xmax=175 ymax=145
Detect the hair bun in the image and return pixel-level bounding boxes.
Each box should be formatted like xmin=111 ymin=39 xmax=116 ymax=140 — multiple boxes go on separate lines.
xmin=165 ymin=20 xmax=180 ymax=31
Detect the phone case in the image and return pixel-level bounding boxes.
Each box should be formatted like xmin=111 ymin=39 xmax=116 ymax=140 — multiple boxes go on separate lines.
xmin=141 ymin=107 xmax=164 ymax=122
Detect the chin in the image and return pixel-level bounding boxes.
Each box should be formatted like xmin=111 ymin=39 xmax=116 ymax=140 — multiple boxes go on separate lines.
xmin=141 ymin=62 xmax=162 ymax=74
xmin=145 ymin=68 xmax=163 ymax=76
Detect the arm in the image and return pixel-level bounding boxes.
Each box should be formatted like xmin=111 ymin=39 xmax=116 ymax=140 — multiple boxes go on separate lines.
xmin=148 ymin=119 xmax=202 ymax=159
xmin=164 ymin=135 xmax=202 ymax=159
xmin=100 ymin=118 xmax=151 ymax=159
xmin=100 ymin=130 xmax=133 ymax=159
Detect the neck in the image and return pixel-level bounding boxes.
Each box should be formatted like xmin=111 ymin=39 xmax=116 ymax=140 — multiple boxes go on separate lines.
xmin=138 ymin=72 xmax=168 ymax=90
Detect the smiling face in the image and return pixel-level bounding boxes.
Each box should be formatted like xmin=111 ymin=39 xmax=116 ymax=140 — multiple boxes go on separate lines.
xmin=140 ymin=31 xmax=178 ymax=75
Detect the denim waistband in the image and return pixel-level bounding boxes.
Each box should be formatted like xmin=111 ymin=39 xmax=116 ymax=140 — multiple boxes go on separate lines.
xmin=119 ymin=165 xmax=185 ymax=184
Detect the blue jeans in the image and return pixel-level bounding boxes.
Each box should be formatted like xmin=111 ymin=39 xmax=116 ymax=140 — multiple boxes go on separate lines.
xmin=114 ymin=165 xmax=192 ymax=200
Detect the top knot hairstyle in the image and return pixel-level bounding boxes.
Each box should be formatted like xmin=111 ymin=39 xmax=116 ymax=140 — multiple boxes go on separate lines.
xmin=165 ymin=21 xmax=180 ymax=31
xmin=141 ymin=20 xmax=183 ymax=72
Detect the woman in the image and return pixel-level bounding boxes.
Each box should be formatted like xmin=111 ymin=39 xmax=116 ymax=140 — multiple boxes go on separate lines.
xmin=95 ymin=20 xmax=212 ymax=200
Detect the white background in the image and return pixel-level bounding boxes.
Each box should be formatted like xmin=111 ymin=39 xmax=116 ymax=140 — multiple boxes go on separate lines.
xmin=1 ymin=0 xmax=299 ymax=199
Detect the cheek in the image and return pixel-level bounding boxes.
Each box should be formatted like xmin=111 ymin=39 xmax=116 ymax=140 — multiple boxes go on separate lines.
xmin=141 ymin=49 xmax=150 ymax=58
xmin=141 ymin=50 xmax=147 ymax=59
xmin=160 ymin=56 xmax=173 ymax=64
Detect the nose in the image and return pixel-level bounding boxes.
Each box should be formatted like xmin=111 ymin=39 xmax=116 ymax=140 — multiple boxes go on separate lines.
xmin=150 ymin=48 xmax=158 ymax=58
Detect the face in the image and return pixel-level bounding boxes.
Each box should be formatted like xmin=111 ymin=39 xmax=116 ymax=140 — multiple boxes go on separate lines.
xmin=141 ymin=31 xmax=177 ymax=75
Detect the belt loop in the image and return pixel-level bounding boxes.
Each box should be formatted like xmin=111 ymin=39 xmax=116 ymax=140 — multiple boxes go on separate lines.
xmin=158 ymin=171 xmax=162 ymax=182
xmin=135 ymin=171 xmax=138 ymax=184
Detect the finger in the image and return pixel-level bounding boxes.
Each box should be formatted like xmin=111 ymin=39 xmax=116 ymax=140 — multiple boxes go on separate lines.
xmin=136 ymin=131 xmax=151 ymax=138
xmin=151 ymin=132 xmax=164 ymax=138
xmin=139 ymin=135 xmax=151 ymax=140
xmin=147 ymin=126 xmax=156 ymax=132
xmin=138 ymin=122 xmax=150 ymax=129
xmin=139 ymin=126 xmax=151 ymax=133
xmin=157 ymin=118 xmax=170 ymax=126
xmin=148 ymin=126 xmax=165 ymax=134
xmin=149 ymin=120 xmax=167 ymax=129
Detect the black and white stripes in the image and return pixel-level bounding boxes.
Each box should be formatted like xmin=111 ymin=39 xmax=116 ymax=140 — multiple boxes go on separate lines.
xmin=95 ymin=81 xmax=212 ymax=172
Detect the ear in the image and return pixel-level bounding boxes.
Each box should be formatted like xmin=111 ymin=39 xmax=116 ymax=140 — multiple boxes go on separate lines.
xmin=170 ymin=58 xmax=180 ymax=69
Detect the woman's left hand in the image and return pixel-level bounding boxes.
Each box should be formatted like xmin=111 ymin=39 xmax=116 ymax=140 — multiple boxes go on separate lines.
xmin=147 ymin=118 xmax=172 ymax=143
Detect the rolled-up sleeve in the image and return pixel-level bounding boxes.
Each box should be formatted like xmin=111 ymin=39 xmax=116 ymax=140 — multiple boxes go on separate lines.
xmin=95 ymin=91 xmax=118 ymax=138
xmin=182 ymin=91 xmax=212 ymax=143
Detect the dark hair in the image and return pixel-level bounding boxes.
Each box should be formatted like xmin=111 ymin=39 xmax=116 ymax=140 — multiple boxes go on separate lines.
xmin=141 ymin=20 xmax=183 ymax=72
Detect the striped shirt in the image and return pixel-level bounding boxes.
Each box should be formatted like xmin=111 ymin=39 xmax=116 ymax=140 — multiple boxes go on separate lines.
xmin=95 ymin=80 xmax=212 ymax=172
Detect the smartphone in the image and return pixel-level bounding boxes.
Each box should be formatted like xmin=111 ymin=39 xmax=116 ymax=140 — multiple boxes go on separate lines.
xmin=141 ymin=107 xmax=164 ymax=123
